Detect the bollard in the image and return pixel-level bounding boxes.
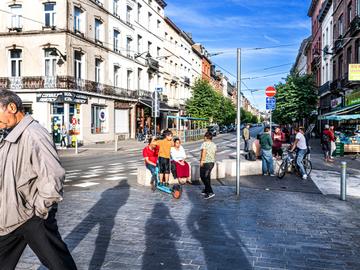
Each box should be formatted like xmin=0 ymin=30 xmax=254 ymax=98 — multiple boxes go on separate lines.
xmin=75 ymin=138 xmax=78 ymax=155
xmin=115 ymin=135 xmax=118 ymax=152
xmin=340 ymin=161 xmax=347 ymax=201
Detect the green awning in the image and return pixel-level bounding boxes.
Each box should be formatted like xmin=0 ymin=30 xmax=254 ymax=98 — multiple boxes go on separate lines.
xmin=321 ymin=114 xmax=360 ymax=121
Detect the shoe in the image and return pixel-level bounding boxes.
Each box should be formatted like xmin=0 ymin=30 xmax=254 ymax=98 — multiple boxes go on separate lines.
xmin=262 ymin=174 xmax=267 ymax=176
xmin=270 ymin=174 xmax=276 ymax=177
xmin=302 ymin=174 xmax=308 ymax=180
xmin=204 ymin=193 xmax=215 ymax=200
xmin=201 ymin=189 xmax=206 ymax=195
xmin=150 ymin=181 xmax=156 ymax=191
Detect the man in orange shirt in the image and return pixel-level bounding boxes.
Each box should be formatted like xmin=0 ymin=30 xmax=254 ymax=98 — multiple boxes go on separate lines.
xmin=156 ymin=130 xmax=174 ymax=186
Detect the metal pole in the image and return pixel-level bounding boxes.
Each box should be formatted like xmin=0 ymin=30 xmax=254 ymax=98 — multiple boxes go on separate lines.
xmin=340 ymin=161 xmax=347 ymax=201
xmin=154 ymin=116 xmax=157 ymax=137
xmin=75 ymin=137 xmax=78 ymax=155
xmin=236 ymin=48 xmax=241 ymax=196
xmin=270 ymin=111 xmax=272 ymax=135
xmin=115 ymin=134 xmax=118 ymax=152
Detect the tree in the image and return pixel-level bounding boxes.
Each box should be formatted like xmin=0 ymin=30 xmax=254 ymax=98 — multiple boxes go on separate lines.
xmin=272 ymin=73 xmax=317 ymax=125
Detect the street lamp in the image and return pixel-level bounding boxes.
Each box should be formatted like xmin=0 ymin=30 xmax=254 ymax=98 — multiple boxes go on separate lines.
xmin=49 ymin=48 xmax=67 ymax=65
xmin=134 ymin=51 xmax=152 ymax=59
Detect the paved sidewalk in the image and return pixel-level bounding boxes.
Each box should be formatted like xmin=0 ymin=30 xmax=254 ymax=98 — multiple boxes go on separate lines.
xmin=17 ymin=182 xmax=360 ymax=270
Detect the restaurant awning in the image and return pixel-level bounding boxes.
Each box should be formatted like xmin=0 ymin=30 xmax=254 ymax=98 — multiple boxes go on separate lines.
xmin=138 ymin=99 xmax=179 ymax=112
xmin=321 ymin=114 xmax=360 ymax=121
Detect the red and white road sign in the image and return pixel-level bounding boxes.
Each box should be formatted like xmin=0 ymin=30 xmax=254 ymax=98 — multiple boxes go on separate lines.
xmin=265 ymin=86 xmax=276 ymax=97
xmin=72 ymin=117 xmax=77 ymax=125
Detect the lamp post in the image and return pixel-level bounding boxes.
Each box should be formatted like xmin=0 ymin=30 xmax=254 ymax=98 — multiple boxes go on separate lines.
xmin=236 ymin=48 xmax=241 ymax=197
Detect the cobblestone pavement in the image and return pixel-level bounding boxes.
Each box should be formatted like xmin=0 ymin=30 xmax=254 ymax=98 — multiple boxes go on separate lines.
xmin=17 ymin=181 xmax=360 ymax=270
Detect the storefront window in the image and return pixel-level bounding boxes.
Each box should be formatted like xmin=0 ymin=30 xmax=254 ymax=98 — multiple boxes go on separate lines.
xmin=91 ymin=105 xmax=107 ymax=134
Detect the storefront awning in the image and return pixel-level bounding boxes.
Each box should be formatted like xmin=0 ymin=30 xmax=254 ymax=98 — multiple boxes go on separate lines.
xmin=138 ymin=99 xmax=179 ymax=112
xmin=318 ymin=104 xmax=360 ymax=120
xmin=321 ymin=114 xmax=360 ymax=121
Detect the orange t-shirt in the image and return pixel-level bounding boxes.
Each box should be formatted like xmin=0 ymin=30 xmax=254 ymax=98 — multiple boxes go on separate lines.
xmin=157 ymin=139 xmax=172 ymax=159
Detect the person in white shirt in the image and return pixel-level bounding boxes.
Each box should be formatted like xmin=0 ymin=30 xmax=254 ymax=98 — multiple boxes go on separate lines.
xmin=290 ymin=127 xmax=308 ymax=180
xmin=170 ymin=138 xmax=190 ymax=184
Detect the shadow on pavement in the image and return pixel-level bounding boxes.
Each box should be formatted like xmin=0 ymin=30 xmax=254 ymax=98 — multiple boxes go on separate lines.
xmin=64 ymin=180 xmax=130 ymax=270
xmin=187 ymin=191 xmax=252 ymax=270
xmin=142 ymin=202 xmax=182 ymax=270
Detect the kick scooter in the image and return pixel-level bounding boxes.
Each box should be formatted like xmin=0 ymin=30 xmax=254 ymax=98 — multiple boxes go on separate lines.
xmin=154 ymin=166 xmax=182 ymax=199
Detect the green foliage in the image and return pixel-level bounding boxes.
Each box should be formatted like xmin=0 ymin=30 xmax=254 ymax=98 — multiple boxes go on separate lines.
xmin=186 ymin=79 xmax=236 ymax=125
xmin=240 ymin=108 xmax=258 ymax=123
xmin=272 ymin=73 xmax=318 ymax=125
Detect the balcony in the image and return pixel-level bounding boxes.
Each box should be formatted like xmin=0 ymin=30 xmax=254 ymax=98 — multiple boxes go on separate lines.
xmin=147 ymin=58 xmax=159 ymax=73
xmin=350 ymin=15 xmax=360 ymax=36
xmin=334 ymin=36 xmax=344 ymax=53
xmin=318 ymin=81 xmax=330 ymax=96
xmin=0 ymin=76 xmax=139 ymax=100
xmin=184 ymin=76 xmax=190 ymax=86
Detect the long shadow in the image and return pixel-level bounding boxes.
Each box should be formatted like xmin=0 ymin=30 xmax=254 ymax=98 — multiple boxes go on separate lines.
xmin=64 ymin=180 xmax=130 ymax=270
xmin=142 ymin=202 xmax=182 ymax=270
xmin=187 ymin=191 xmax=252 ymax=270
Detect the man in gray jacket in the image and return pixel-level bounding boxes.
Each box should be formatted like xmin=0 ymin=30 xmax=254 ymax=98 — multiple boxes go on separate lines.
xmin=0 ymin=90 xmax=76 ymax=269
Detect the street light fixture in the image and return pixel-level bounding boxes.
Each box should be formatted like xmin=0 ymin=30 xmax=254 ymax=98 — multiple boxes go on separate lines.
xmin=135 ymin=51 xmax=152 ymax=59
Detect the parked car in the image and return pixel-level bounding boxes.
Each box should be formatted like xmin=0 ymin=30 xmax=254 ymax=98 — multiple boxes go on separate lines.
xmin=219 ymin=125 xmax=228 ymax=133
xmin=227 ymin=124 xmax=235 ymax=132
xmin=207 ymin=126 xmax=217 ymax=137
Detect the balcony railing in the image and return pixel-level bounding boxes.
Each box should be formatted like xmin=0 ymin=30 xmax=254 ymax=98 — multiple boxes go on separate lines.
xmin=334 ymin=36 xmax=344 ymax=53
xmin=318 ymin=81 xmax=330 ymax=96
xmin=0 ymin=76 xmax=141 ymax=100
xmin=350 ymin=15 xmax=360 ymax=36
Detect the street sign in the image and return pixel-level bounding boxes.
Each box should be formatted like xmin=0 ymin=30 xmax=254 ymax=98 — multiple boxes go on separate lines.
xmin=152 ymin=91 xmax=160 ymax=118
xmin=266 ymin=97 xmax=276 ymax=111
xmin=155 ymin=87 xmax=163 ymax=93
xmin=71 ymin=117 xmax=77 ymax=125
xmin=265 ymin=86 xmax=277 ymax=97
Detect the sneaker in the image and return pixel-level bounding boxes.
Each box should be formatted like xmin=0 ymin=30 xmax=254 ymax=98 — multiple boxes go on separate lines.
xmin=150 ymin=181 xmax=156 ymax=191
xmin=201 ymin=189 xmax=206 ymax=195
xmin=204 ymin=193 xmax=215 ymax=200
xmin=302 ymin=174 xmax=308 ymax=180
xmin=270 ymin=174 xmax=276 ymax=177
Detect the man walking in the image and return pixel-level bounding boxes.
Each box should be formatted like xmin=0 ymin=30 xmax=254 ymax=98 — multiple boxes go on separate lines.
xmin=290 ymin=127 xmax=308 ymax=180
xmin=0 ymin=90 xmax=77 ymax=270
xmin=242 ymin=124 xmax=250 ymax=152
xmin=321 ymin=124 xmax=333 ymax=162
xmin=259 ymin=127 xmax=275 ymax=176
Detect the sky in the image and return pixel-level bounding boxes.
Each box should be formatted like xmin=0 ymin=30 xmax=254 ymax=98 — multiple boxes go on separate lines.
xmin=165 ymin=0 xmax=312 ymax=111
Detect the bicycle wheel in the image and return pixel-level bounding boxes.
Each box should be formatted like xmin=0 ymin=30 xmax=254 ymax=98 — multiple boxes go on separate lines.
xmin=277 ymin=161 xmax=287 ymax=179
xmin=303 ymin=159 xmax=312 ymax=175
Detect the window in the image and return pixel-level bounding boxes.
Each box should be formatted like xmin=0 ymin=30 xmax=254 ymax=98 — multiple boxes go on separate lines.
xmin=326 ymin=63 xmax=329 ymax=82
xmin=126 ymin=5 xmax=132 ymax=24
xmin=148 ymin=41 xmax=152 ymax=55
xmin=137 ymin=4 xmax=142 ymax=22
xmin=347 ymin=47 xmax=352 ymax=70
xmin=74 ymin=7 xmax=82 ymax=33
xmin=157 ymin=47 xmax=160 ymax=57
xmin=138 ymin=68 xmax=142 ymax=90
xmin=113 ymin=30 xmax=120 ymax=52
xmin=148 ymin=12 xmax=152 ymax=29
xmin=126 ymin=37 xmax=132 ymax=57
xmin=157 ymin=6 xmax=161 ymax=14
xmin=113 ymin=0 xmax=119 ymax=16
xmin=10 ymin=49 xmax=22 ymax=77
xmin=74 ymin=51 xmax=83 ymax=79
xmin=325 ymin=28 xmax=328 ymax=46
xmin=127 ymin=70 xmax=133 ymax=90
xmin=137 ymin=35 xmax=142 ymax=53
xmin=91 ymin=105 xmax=107 ymax=134
xmin=95 ymin=19 xmax=102 ymax=42
xmin=348 ymin=3 xmax=352 ymax=26
xmin=44 ymin=49 xmax=57 ymax=76
xmin=339 ymin=55 xmax=343 ymax=78
xmin=356 ymin=39 xmax=360 ymax=62
xmin=95 ymin=58 xmax=101 ymax=83
xmin=114 ymin=66 xmax=120 ymax=87
xmin=339 ymin=15 xmax=344 ymax=36
xmin=44 ymin=3 xmax=55 ymax=27
xmin=9 ymin=4 xmax=22 ymax=29
xmin=157 ymin=19 xmax=160 ymax=29
xmin=333 ymin=61 xmax=337 ymax=80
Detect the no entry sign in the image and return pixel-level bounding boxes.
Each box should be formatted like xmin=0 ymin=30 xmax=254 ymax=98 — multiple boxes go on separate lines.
xmin=265 ymin=86 xmax=276 ymax=97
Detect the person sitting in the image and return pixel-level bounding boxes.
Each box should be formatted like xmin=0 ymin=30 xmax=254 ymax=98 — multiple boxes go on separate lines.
xmin=142 ymin=137 xmax=159 ymax=191
xmin=170 ymin=138 xmax=190 ymax=185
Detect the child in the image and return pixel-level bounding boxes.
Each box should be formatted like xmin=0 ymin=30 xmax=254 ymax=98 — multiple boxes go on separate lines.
xmin=143 ymin=137 xmax=159 ymax=191
xmin=156 ymin=130 xmax=173 ymax=186
xmin=200 ymin=131 xmax=217 ymax=199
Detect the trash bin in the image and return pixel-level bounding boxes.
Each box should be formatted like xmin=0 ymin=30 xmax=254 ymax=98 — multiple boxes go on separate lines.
xmin=334 ymin=142 xmax=344 ymax=157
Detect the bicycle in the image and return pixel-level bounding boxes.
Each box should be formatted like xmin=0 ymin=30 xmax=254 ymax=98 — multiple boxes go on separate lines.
xmin=277 ymin=149 xmax=312 ymax=179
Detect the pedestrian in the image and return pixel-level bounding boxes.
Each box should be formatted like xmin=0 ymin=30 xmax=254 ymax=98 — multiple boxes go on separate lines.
xmin=156 ymin=130 xmax=173 ymax=186
xmin=290 ymin=127 xmax=308 ymax=180
xmin=60 ymin=124 xmax=68 ymax=148
xmin=200 ymin=131 xmax=217 ymax=199
xmin=0 ymin=90 xmax=77 ymax=270
xmin=329 ymin=125 xmax=336 ymax=160
xmin=272 ymin=127 xmax=285 ymax=159
xmin=170 ymin=138 xmax=190 ymax=185
xmin=259 ymin=127 xmax=275 ymax=176
xmin=143 ymin=137 xmax=159 ymax=191
xmin=242 ymin=124 xmax=250 ymax=152
xmin=321 ymin=124 xmax=333 ymax=162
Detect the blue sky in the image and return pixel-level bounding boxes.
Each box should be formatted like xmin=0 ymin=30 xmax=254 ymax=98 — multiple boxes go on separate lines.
xmin=166 ymin=0 xmax=312 ymax=111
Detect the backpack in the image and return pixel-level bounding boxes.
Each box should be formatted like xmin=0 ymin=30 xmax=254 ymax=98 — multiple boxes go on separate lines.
xmin=246 ymin=150 xmax=257 ymax=161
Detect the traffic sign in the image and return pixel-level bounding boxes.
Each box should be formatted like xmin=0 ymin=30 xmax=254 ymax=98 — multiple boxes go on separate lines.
xmin=71 ymin=117 xmax=77 ymax=125
xmin=266 ymin=97 xmax=276 ymax=111
xmin=265 ymin=86 xmax=276 ymax=97
xmin=155 ymin=87 xmax=163 ymax=93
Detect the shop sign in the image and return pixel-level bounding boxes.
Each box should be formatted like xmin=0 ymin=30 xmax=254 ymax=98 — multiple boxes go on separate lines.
xmin=36 ymin=92 xmax=88 ymax=104
xmin=331 ymin=97 xmax=342 ymax=109
xmin=345 ymin=90 xmax=360 ymax=106
xmin=99 ymin=109 xmax=106 ymax=121
xmin=349 ymin=64 xmax=360 ymax=81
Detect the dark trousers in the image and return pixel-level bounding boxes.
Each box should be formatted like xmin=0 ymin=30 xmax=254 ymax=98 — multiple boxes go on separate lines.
xmin=0 ymin=209 xmax=77 ymax=270
xmin=200 ymin=163 xmax=214 ymax=194
xmin=244 ymin=139 xmax=249 ymax=152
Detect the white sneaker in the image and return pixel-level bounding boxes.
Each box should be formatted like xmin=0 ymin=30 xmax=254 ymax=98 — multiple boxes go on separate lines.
xmin=302 ymin=174 xmax=308 ymax=180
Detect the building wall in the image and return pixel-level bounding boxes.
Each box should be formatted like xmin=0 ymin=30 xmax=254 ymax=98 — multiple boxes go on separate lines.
xmin=309 ymin=0 xmax=322 ymax=87
xmin=321 ymin=2 xmax=334 ymax=85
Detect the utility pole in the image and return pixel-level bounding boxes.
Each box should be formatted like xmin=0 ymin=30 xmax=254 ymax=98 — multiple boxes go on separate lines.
xmin=236 ymin=48 xmax=241 ymax=196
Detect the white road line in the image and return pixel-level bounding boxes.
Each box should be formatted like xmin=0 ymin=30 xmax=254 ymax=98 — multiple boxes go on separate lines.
xmin=88 ymin=166 xmax=104 ymax=169
xmin=73 ymin=182 xmax=100 ymax=188
xmin=81 ymin=174 xmax=100 ymax=179
xmin=105 ymin=176 xmax=127 ymax=181
xmin=66 ymin=170 xmax=81 ymax=173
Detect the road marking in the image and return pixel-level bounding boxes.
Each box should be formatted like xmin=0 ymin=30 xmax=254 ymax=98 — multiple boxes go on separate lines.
xmin=81 ymin=174 xmax=100 ymax=179
xmin=73 ymin=182 xmax=99 ymax=188
xmin=105 ymin=176 xmax=127 ymax=181
xmin=88 ymin=166 xmax=104 ymax=169
xmin=67 ymin=169 xmax=81 ymax=173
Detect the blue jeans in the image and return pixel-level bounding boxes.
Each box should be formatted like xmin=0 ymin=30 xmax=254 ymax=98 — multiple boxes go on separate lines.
xmin=296 ymin=149 xmax=307 ymax=176
xmin=146 ymin=164 xmax=157 ymax=184
xmin=261 ymin=149 xmax=274 ymax=175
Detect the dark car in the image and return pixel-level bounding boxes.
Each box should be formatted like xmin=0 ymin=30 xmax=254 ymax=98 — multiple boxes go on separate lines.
xmin=207 ymin=126 xmax=217 ymax=137
xmin=219 ymin=125 xmax=228 ymax=134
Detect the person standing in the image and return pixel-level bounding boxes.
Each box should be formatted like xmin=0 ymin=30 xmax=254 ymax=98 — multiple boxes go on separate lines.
xmin=259 ymin=127 xmax=275 ymax=176
xmin=143 ymin=137 xmax=159 ymax=191
xmin=329 ymin=125 xmax=336 ymax=160
xmin=0 ymin=90 xmax=77 ymax=270
xmin=156 ymin=130 xmax=174 ymax=186
xmin=322 ymin=124 xmax=333 ymax=162
xmin=242 ymin=124 xmax=250 ymax=152
xmin=290 ymin=127 xmax=308 ymax=180
xmin=60 ymin=124 xmax=68 ymax=148
xmin=272 ymin=127 xmax=285 ymax=159
xmin=200 ymin=132 xmax=217 ymax=199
